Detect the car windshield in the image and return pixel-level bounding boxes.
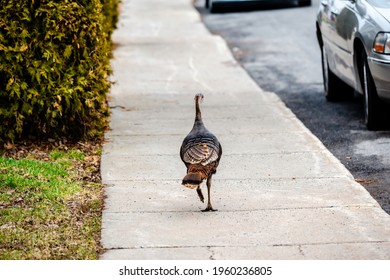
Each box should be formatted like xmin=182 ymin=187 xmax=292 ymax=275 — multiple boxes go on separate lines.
xmin=367 ymin=0 xmax=390 ymax=8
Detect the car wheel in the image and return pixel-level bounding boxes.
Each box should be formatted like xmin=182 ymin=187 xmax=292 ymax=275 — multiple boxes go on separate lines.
xmin=360 ymin=51 xmax=383 ymax=130
xmin=321 ymin=44 xmax=343 ymax=101
xmin=298 ymin=0 xmax=311 ymax=7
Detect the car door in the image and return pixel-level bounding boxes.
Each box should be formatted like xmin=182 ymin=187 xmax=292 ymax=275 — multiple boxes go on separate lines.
xmin=322 ymin=0 xmax=359 ymax=87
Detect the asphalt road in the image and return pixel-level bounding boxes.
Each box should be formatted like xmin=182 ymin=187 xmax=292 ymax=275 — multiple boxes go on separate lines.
xmin=195 ymin=0 xmax=390 ymax=214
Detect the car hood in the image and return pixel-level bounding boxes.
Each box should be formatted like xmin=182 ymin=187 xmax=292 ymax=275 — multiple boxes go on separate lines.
xmin=372 ymin=7 xmax=390 ymax=25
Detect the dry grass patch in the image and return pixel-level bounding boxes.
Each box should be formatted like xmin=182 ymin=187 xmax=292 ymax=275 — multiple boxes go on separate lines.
xmin=0 ymin=140 xmax=104 ymax=259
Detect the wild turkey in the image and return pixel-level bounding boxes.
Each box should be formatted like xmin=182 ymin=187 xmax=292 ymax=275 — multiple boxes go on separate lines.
xmin=180 ymin=93 xmax=222 ymax=212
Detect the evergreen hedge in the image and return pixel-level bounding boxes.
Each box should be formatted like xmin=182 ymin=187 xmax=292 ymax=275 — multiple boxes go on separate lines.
xmin=0 ymin=0 xmax=120 ymax=143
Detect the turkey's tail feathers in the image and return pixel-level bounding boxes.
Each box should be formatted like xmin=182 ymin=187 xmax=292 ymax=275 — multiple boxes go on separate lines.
xmin=182 ymin=173 xmax=203 ymax=189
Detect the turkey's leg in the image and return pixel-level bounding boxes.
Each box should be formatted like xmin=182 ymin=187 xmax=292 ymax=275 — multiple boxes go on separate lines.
xmin=202 ymin=175 xmax=217 ymax=212
xmin=196 ymin=186 xmax=204 ymax=203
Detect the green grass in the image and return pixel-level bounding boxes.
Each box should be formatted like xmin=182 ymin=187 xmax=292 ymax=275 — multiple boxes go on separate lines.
xmin=0 ymin=145 xmax=103 ymax=259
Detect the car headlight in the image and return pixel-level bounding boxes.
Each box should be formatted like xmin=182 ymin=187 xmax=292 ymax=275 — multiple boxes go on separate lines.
xmin=373 ymin=32 xmax=390 ymax=54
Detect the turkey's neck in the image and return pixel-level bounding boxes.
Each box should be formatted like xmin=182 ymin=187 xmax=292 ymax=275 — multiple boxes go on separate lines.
xmin=193 ymin=98 xmax=204 ymax=128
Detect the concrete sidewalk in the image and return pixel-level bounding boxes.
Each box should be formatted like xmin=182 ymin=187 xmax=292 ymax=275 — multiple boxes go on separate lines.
xmin=100 ymin=0 xmax=390 ymax=259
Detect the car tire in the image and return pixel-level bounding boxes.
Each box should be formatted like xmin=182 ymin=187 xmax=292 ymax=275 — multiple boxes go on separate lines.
xmin=205 ymin=0 xmax=209 ymax=8
xmin=321 ymin=44 xmax=347 ymax=101
xmin=298 ymin=0 xmax=311 ymax=7
xmin=360 ymin=51 xmax=383 ymax=130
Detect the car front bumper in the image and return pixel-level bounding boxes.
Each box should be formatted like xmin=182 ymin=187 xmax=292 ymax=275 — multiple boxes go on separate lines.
xmin=368 ymin=56 xmax=390 ymax=102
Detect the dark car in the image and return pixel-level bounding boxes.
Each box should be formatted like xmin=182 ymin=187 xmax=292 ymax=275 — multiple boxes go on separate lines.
xmin=206 ymin=0 xmax=312 ymax=12
xmin=316 ymin=0 xmax=390 ymax=129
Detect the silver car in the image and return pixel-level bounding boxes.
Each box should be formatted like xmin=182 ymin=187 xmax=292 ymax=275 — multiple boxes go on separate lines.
xmin=316 ymin=0 xmax=390 ymax=129
xmin=206 ymin=0 xmax=312 ymax=12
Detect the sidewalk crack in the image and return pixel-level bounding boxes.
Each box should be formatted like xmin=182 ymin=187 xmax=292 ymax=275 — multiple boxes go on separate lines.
xmin=207 ymin=246 xmax=216 ymax=260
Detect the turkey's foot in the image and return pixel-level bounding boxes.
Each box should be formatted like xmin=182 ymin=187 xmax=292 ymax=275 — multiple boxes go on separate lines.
xmin=196 ymin=187 xmax=204 ymax=203
xmin=201 ymin=206 xmax=217 ymax=212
